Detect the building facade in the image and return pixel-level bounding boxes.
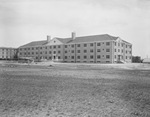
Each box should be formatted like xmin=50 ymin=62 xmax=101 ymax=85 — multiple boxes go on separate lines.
xmin=18 ymin=32 xmax=132 ymax=63
xmin=0 ymin=47 xmax=17 ymax=60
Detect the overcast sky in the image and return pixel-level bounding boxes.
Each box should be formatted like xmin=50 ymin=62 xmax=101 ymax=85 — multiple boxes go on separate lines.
xmin=0 ymin=0 xmax=150 ymax=58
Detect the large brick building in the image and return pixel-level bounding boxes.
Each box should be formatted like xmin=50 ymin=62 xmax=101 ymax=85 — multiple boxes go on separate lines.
xmin=18 ymin=32 xmax=132 ymax=63
xmin=0 ymin=47 xmax=17 ymax=60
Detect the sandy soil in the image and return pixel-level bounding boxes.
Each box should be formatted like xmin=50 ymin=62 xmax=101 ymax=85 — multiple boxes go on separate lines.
xmin=0 ymin=61 xmax=150 ymax=117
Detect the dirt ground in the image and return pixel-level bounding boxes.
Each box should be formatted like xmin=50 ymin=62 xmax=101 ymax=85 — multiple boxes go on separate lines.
xmin=0 ymin=62 xmax=150 ymax=117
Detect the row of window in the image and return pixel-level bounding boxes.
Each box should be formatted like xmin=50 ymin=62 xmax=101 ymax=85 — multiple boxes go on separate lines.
xmin=26 ymin=55 xmax=110 ymax=60
xmin=114 ymin=55 xmax=131 ymax=59
xmin=20 ymin=51 xmax=62 ymax=55
xmin=0 ymin=49 xmax=16 ymax=51
xmin=20 ymin=45 xmax=62 ymax=51
xmin=64 ymin=61 xmax=111 ymax=63
xmin=35 ymin=56 xmax=61 ymax=60
xmin=115 ymin=49 xmax=132 ymax=54
xmin=20 ymin=48 xmax=112 ymax=55
xmin=65 ymin=42 xmax=110 ymax=48
xmin=65 ymin=49 xmax=110 ymax=53
xmin=114 ymin=42 xmax=132 ymax=48
xmin=0 ymin=52 xmax=12 ymax=54
xmin=64 ymin=55 xmax=110 ymax=59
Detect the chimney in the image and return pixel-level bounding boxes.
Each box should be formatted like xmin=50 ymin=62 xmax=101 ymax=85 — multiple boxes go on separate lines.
xmin=72 ymin=32 xmax=76 ymax=40
xmin=47 ymin=35 xmax=51 ymax=42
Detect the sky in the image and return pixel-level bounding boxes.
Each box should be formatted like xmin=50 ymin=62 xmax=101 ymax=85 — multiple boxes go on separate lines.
xmin=0 ymin=0 xmax=150 ymax=58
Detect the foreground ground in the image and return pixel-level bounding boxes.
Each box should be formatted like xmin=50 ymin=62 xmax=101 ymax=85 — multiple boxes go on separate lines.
xmin=0 ymin=62 xmax=150 ymax=117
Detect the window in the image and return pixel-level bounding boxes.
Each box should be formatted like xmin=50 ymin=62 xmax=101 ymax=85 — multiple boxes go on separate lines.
xmin=53 ymin=46 xmax=56 ymax=49
xmin=40 ymin=47 xmax=42 ymax=49
xmin=97 ymin=49 xmax=101 ymax=52
xmin=115 ymin=49 xmax=116 ymax=52
xmin=106 ymin=42 xmax=110 ymax=46
xmin=45 ymin=56 xmax=47 ymax=59
xmin=58 ymin=51 xmax=61 ymax=54
xmin=45 ymin=47 xmax=47 ymax=49
xmin=45 ymin=52 xmax=47 ymax=54
xmin=84 ymin=50 xmax=87 ymax=53
xmin=65 ymin=51 xmax=67 ymax=53
xmin=49 ymin=46 xmax=52 ymax=49
xmin=71 ymin=45 xmax=74 ymax=48
xmin=115 ymin=55 xmax=116 ymax=58
xmin=106 ymin=55 xmax=110 ymax=59
xmin=126 ymin=51 xmax=127 ymax=54
xmin=36 ymin=47 xmax=38 ymax=50
xmin=97 ymin=43 xmax=101 ymax=46
xmin=53 ymin=51 xmax=56 ymax=54
xmin=65 ymin=56 xmax=67 ymax=59
xmin=36 ymin=52 xmax=38 ymax=54
xmin=90 ymin=43 xmax=93 ymax=46
xmin=77 ymin=56 xmax=80 ymax=59
xmin=84 ymin=56 xmax=87 ymax=59
xmin=115 ymin=42 xmax=116 ymax=46
xmin=32 ymin=52 xmax=34 ymax=55
xmin=122 ymin=43 xmax=124 ymax=47
xmin=49 ymin=56 xmax=52 ymax=59
xmin=97 ymin=55 xmax=101 ymax=59
xmin=90 ymin=55 xmax=93 ymax=59
xmin=90 ymin=49 xmax=93 ymax=53
xmin=58 ymin=45 xmax=60 ymax=48
xmin=118 ymin=49 xmax=120 ymax=52
xmin=122 ymin=49 xmax=123 ymax=53
xmin=71 ymin=56 xmax=74 ymax=59
xmin=65 ymin=45 xmax=67 ymax=48
xmin=106 ymin=49 xmax=110 ymax=52
xmin=36 ymin=57 xmax=38 ymax=59
xmin=77 ymin=50 xmax=80 ymax=53
xmin=40 ymin=52 xmax=42 ymax=54
xmin=77 ymin=44 xmax=80 ymax=47
xmin=20 ymin=53 xmax=22 ymax=55
xmin=126 ymin=45 xmax=128 ymax=48
xmin=130 ymin=45 xmax=132 ymax=48
xmin=20 ymin=48 xmax=22 ymax=51
xmin=28 ymin=52 xmax=30 ymax=55
xmin=130 ymin=51 xmax=131 ymax=54
xmin=118 ymin=43 xmax=120 ymax=46
xmin=84 ymin=44 xmax=87 ymax=47
xmin=49 ymin=51 xmax=51 ymax=54
xmin=71 ymin=50 xmax=74 ymax=53
xmin=58 ymin=56 xmax=61 ymax=59
xmin=126 ymin=56 xmax=127 ymax=59
xmin=24 ymin=53 xmax=26 ymax=55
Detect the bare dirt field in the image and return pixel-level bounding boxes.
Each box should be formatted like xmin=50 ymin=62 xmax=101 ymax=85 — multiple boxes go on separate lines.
xmin=0 ymin=62 xmax=150 ymax=117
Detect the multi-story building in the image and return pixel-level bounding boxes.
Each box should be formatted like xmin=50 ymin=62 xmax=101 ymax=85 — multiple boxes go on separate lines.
xmin=18 ymin=32 xmax=132 ymax=63
xmin=0 ymin=47 xmax=17 ymax=60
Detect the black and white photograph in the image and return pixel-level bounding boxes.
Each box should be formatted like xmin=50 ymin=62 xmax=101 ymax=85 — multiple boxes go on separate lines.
xmin=0 ymin=0 xmax=150 ymax=116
